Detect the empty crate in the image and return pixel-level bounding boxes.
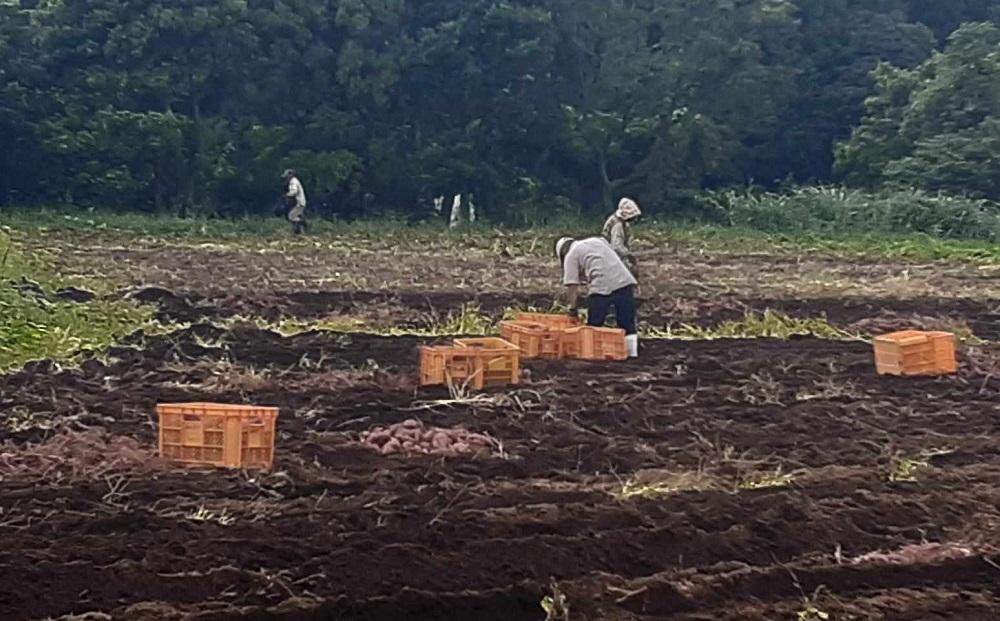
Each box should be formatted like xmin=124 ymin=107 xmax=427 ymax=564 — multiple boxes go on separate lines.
xmin=873 ymin=331 xmax=957 ymax=376
xmin=420 ymin=338 xmax=520 ymax=390
xmin=158 ymin=402 xmax=279 ymax=469
xmin=500 ymin=321 xmax=564 ymax=359
xmin=562 ymin=326 xmax=628 ymax=361
xmin=454 ymin=337 xmax=521 ymax=387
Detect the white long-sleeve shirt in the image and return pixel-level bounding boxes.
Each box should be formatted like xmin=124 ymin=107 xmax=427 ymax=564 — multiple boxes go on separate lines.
xmin=287 ymin=177 xmax=307 ymax=207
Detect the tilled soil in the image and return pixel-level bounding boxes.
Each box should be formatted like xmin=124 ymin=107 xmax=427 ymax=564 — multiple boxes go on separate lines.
xmin=21 ymin=226 xmax=1000 ymax=336
xmin=27 ymin=228 xmax=1000 ymax=302
xmin=2 ymin=326 xmax=1000 ymax=619
xmin=131 ymin=287 xmax=1000 ymax=340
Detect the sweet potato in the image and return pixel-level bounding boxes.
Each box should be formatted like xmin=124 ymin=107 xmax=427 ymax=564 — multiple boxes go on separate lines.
xmin=381 ymin=439 xmax=401 ymax=454
xmin=399 ymin=427 xmax=424 ymax=440
xmin=364 ymin=421 xmax=499 ymax=458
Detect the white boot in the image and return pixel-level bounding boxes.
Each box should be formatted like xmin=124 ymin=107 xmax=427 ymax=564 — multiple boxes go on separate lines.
xmin=626 ymin=334 xmax=639 ymax=358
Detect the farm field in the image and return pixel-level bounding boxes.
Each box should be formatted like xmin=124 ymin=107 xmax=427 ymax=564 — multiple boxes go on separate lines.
xmin=2 ymin=221 xmax=1000 ymax=620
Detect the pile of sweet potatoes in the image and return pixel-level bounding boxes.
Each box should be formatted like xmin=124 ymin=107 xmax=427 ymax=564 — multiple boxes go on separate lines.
xmin=360 ymin=419 xmax=497 ymax=456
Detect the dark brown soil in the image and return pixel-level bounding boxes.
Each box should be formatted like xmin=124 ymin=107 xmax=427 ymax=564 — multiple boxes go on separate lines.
xmin=2 ymin=325 xmax=1000 ymax=619
xmin=134 ymin=287 xmax=1000 ymax=340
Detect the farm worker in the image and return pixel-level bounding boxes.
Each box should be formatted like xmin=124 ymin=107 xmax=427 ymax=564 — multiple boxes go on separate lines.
xmin=556 ymin=236 xmax=640 ymax=358
xmin=283 ymin=169 xmax=308 ymax=235
xmin=602 ymin=197 xmax=641 ymax=279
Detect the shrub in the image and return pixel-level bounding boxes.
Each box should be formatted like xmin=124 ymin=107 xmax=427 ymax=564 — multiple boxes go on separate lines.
xmin=700 ymin=186 xmax=1000 ymax=242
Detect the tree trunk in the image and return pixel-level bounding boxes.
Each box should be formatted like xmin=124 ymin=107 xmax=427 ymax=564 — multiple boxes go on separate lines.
xmin=154 ymin=161 xmax=165 ymax=212
xmin=598 ymin=149 xmax=613 ymax=211
xmin=600 ymin=143 xmax=650 ymax=212
xmin=185 ymin=96 xmax=202 ymax=213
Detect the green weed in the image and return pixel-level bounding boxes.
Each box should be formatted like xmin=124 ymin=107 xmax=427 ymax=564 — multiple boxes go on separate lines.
xmin=657 ymin=223 xmax=1000 ymax=264
xmin=652 ymin=310 xmax=857 ymax=341
xmin=890 ymin=457 xmax=928 ymax=482
xmin=739 ymin=469 xmax=796 ymax=490
xmin=434 ymin=304 xmax=495 ymax=335
xmin=239 ymin=303 xmax=500 ymax=338
xmin=616 ymin=472 xmax=720 ymax=499
xmin=269 ymin=316 xmax=368 ymax=337
xmin=888 ymin=449 xmax=952 ymax=482
xmin=703 ymin=185 xmax=1000 ymax=244
xmin=615 ymin=467 xmax=796 ymax=499
xmin=0 ymin=294 xmax=155 ymax=371
xmin=0 ymin=234 xmax=157 ymax=371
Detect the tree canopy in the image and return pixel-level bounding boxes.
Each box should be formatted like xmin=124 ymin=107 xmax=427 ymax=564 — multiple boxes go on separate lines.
xmin=0 ymin=0 xmax=997 ymax=219
xmin=837 ymin=21 xmax=1000 ymax=200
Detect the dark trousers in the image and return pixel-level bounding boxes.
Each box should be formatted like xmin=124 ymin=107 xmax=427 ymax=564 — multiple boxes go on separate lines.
xmin=587 ymin=286 xmax=637 ymax=335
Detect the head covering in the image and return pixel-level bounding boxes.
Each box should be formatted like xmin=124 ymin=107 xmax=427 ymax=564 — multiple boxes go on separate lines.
xmin=617 ymin=197 xmax=641 ymax=221
xmin=555 ymin=237 xmax=574 ymax=260
xmin=282 ymin=169 xmax=296 ymax=178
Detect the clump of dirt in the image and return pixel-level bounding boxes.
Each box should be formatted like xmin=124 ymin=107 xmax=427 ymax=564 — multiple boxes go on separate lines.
xmin=0 ymin=428 xmax=164 ymax=481
xmin=360 ymin=418 xmax=499 ymax=456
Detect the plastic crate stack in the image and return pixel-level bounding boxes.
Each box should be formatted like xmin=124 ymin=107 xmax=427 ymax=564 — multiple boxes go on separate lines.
xmin=500 ymin=312 xmax=627 ymax=362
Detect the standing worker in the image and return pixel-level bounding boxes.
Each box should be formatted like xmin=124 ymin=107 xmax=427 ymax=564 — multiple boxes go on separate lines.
xmin=602 ymin=197 xmax=641 ymax=279
xmin=556 ymin=236 xmax=639 ymax=358
xmin=283 ymin=169 xmax=308 ymax=235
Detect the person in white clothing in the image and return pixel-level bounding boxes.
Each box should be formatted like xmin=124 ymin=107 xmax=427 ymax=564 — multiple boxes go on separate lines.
xmin=283 ymin=169 xmax=308 ymax=234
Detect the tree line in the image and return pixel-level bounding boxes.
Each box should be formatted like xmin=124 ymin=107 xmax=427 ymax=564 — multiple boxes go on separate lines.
xmin=1 ymin=0 xmax=997 ymax=222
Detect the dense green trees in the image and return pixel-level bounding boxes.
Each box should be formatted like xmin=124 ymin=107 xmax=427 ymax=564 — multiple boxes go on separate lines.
xmin=837 ymin=22 xmax=1000 ymax=200
xmin=0 ymin=0 xmax=997 ymax=219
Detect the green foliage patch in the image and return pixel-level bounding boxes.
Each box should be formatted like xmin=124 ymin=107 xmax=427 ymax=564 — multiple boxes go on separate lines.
xmin=837 ymin=22 xmax=1000 ymax=201
xmin=702 ymin=186 xmax=1000 ymax=243
xmin=0 ymin=232 xmax=155 ymax=371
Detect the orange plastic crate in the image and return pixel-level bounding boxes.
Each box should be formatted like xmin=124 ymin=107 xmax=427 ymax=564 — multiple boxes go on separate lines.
xmin=500 ymin=321 xmax=564 ymax=359
xmin=873 ymin=331 xmax=957 ymax=376
xmin=157 ymin=403 xmax=279 ymax=469
xmin=420 ymin=346 xmax=454 ymax=386
xmin=515 ymin=312 xmax=582 ymax=330
xmin=562 ymin=326 xmax=628 ymax=361
xmin=454 ymin=338 xmax=521 ymax=387
xmin=420 ymin=338 xmax=520 ymax=390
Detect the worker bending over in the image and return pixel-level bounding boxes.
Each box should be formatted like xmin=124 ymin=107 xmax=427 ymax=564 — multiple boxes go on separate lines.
xmin=556 ymin=236 xmax=639 ymax=358
xmin=602 ymin=197 xmax=641 ymax=279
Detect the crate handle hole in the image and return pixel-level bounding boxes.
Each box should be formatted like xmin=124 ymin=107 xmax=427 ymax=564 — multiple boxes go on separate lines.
xmin=183 ymin=414 xmax=202 ymax=421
